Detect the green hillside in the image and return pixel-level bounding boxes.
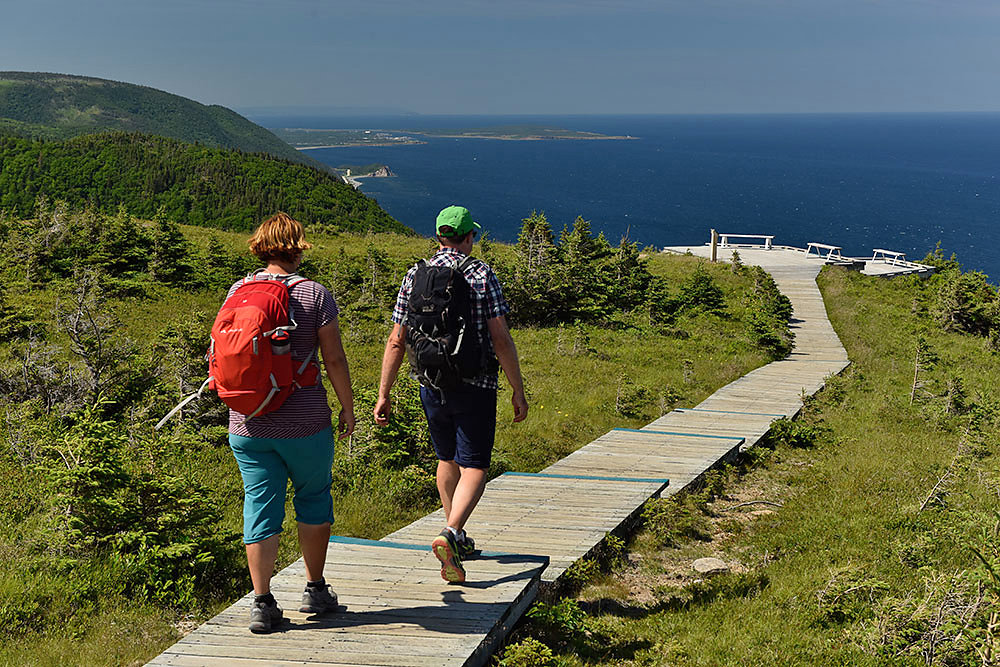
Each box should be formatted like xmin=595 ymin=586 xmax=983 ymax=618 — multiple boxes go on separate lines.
xmin=0 ymin=208 xmax=787 ymax=664
xmin=0 ymin=132 xmax=410 ymax=233
xmin=0 ymin=71 xmax=323 ymax=170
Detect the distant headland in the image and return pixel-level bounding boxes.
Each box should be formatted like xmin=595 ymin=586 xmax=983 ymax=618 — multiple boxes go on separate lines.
xmin=335 ymin=163 xmax=396 ymax=189
xmin=410 ymin=124 xmax=635 ymax=141
xmin=275 ymin=128 xmax=426 ymax=149
xmin=272 ymin=124 xmax=635 ymax=149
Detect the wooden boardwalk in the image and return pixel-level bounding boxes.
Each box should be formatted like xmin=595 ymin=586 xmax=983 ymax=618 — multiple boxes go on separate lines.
xmin=148 ymin=247 xmax=848 ymax=666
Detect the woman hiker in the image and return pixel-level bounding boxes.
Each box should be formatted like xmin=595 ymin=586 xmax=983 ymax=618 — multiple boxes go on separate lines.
xmin=225 ymin=212 xmax=355 ymax=633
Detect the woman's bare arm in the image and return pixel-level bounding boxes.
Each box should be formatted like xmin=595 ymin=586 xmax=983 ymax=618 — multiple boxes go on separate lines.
xmin=317 ymin=318 xmax=355 ymax=438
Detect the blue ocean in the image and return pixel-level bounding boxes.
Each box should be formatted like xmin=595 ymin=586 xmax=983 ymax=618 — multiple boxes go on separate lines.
xmin=252 ymin=113 xmax=1000 ymax=278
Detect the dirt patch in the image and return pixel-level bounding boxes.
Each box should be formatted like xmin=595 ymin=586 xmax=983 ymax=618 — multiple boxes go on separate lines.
xmin=585 ymin=452 xmax=806 ymax=606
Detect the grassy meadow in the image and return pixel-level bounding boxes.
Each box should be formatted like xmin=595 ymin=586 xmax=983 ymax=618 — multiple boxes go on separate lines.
xmin=507 ymin=264 xmax=1000 ymax=667
xmin=0 ymin=217 xmax=782 ymax=665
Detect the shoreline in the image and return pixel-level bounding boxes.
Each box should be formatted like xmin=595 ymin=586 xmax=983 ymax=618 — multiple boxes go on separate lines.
xmin=297 ymin=141 xmax=426 ymax=150
xmin=416 ymin=133 xmax=636 ymax=141
xmin=292 ymin=133 xmax=636 ymax=150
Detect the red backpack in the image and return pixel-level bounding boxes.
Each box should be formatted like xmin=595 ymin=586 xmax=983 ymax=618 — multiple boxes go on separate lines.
xmin=156 ymin=272 xmax=320 ymax=430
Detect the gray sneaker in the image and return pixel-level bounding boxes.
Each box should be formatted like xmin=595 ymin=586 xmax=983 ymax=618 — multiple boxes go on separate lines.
xmin=300 ymin=584 xmax=339 ymax=614
xmin=249 ymin=599 xmax=283 ymax=633
xmin=457 ymin=532 xmax=477 ymax=559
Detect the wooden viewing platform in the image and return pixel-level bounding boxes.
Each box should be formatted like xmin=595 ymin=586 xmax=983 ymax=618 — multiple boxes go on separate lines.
xmin=148 ymin=246 xmax=850 ymax=667
xmin=678 ymin=236 xmax=934 ymax=278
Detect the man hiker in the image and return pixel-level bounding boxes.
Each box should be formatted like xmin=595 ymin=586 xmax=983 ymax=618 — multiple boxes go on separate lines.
xmin=374 ymin=205 xmax=528 ymax=583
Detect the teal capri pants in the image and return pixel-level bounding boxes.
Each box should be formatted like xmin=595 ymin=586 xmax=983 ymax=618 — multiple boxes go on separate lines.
xmin=229 ymin=427 xmax=335 ymax=544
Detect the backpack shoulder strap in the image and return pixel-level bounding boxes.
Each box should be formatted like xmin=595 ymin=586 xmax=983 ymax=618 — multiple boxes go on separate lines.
xmin=457 ymin=255 xmax=477 ymax=272
xmin=408 ymin=260 xmax=428 ymax=285
xmin=242 ymin=271 xmax=310 ymax=290
xmin=285 ymin=274 xmax=311 ymax=289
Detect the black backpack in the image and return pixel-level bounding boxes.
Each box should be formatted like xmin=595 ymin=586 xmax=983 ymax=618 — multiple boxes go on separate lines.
xmin=404 ymin=256 xmax=493 ymax=391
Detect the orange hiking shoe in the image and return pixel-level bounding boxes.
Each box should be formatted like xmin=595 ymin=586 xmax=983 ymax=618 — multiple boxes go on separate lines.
xmin=432 ymin=529 xmax=466 ymax=583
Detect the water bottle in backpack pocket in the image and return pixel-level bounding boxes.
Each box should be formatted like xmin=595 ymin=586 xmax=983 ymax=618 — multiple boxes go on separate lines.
xmin=155 ymin=272 xmax=319 ymax=430
xmin=270 ymin=329 xmax=291 ymax=356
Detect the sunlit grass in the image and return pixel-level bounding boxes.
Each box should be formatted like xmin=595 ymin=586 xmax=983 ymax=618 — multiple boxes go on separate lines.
xmin=523 ymin=266 xmax=1000 ymax=666
xmin=2 ymin=228 xmax=778 ymax=664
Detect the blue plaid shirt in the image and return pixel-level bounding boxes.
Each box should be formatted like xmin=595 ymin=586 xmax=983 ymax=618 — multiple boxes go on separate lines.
xmin=392 ymin=247 xmax=510 ymax=390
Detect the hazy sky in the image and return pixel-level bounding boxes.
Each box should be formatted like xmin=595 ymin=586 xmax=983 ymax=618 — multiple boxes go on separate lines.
xmin=1 ymin=0 xmax=997 ymax=114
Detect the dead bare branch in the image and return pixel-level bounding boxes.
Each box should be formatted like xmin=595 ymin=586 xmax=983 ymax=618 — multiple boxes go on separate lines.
xmin=725 ymin=500 xmax=784 ymax=511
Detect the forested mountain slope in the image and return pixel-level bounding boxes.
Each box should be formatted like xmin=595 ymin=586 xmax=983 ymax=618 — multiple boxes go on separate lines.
xmin=0 ymin=71 xmax=323 ymax=170
xmin=0 ymin=132 xmax=409 ymax=233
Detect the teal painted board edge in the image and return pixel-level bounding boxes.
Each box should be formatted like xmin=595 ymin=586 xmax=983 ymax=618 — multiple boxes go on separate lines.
xmin=503 ymin=471 xmax=669 ymax=485
xmin=330 ymin=535 xmax=424 ymax=550
xmin=329 ymin=535 xmax=549 ymax=562
xmin=676 ymin=408 xmax=787 ymax=417
xmin=614 ymin=427 xmax=744 ymax=444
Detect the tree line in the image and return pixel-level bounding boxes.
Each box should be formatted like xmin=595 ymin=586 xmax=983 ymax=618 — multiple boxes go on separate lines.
xmin=0 ymin=131 xmax=410 ymax=234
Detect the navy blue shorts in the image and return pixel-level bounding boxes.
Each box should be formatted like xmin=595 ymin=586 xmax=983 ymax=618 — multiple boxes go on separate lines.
xmin=420 ymin=385 xmax=497 ymax=469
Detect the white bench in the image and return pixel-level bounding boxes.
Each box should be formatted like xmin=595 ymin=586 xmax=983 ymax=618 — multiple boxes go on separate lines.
xmin=872 ymin=248 xmax=906 ymax=265
xmin=806 ymin=242 xmax=843 ymax=260
xmin=718 ymin=234 xmax=774 ymax=249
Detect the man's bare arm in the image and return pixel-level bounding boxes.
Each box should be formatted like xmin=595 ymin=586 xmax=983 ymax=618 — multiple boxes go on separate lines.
xmin=374 ymin=323 xmax=407 ymax=425
xmin=487 ymin=316 xmax=528 ymax=423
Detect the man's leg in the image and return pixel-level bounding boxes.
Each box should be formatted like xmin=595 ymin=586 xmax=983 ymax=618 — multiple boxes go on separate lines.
xmin=437 ymin=459 xmax=460 ymax=522
xmin=447 ymin=386 xmax=496 ymax=533
xmin=431 ymin=462 xmax=488 ymax=583
xmin=445 ymin=466 xmax=488 ymax=532
xmin=422 ymin=387 xmax=460 ymax=521
xmin=424 ymin=386 xmax=494 ymax=582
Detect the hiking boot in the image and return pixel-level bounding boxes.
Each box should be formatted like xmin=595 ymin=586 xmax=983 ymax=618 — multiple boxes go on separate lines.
xmin=249 ymin=598 xmax=283 ymax=633
xmin=431 ymin=529 xmax=466 ymax=583
xmin=300 ymin=583 xmax=339 ymax=614
xmin=456 ymin=532 xmax=477 ymax=559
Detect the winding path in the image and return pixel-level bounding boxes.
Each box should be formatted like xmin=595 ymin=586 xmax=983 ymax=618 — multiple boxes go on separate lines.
xmin=147 ymin=247 xmax=848 ymax=667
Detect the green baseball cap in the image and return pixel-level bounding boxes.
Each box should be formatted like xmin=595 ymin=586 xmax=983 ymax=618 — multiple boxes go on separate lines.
xmin=435 ymin=205 xmax=482 ymax=237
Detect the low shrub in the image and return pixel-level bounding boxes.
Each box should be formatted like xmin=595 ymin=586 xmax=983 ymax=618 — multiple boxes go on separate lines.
xmin=642 ymin=496 xmax=713 ymax=548
xmin=815 ymin=568 xmax=890 ymax=626
xmin=563 ymin=558 xmax=600 ymax=587
xmin=36 ymin=404 xmax=242 ymax=611
xmin=498 ymin=637 xmax=555 ymax=667
xmin=762 ymin=418 xmax=829 ymax=449
xmin=525 ymin=597 xmax=586 ymax=645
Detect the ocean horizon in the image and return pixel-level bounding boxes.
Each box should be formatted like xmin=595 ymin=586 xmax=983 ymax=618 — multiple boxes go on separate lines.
xmin=246 ymin=112 xmax=1000 ymax=279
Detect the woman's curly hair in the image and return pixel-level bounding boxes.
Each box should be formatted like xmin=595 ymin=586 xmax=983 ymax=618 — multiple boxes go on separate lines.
xmin=247 ymin=212 xmax=313 ymax=264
